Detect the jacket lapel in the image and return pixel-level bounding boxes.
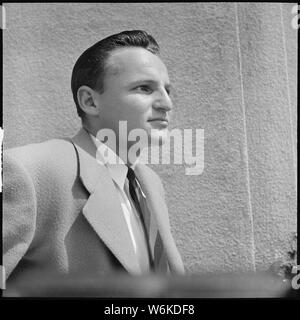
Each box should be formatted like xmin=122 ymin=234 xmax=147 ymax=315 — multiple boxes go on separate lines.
xmin=135 ymin=164 xmax=185 ymax=274
xmin=71 ymin=128 xmax=141 ymax=274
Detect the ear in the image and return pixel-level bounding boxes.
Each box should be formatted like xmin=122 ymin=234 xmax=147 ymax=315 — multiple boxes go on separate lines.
xmin=77 ymin=85 xmax=101 ymax=117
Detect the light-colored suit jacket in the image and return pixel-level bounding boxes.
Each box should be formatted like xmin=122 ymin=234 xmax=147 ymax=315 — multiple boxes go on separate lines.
xmin=3 ymin=128 xmax=184 ymax=292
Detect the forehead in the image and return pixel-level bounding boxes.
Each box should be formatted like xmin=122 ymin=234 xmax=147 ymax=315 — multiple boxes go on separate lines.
xmin=105 ymin=47 xmax=169 ymax=83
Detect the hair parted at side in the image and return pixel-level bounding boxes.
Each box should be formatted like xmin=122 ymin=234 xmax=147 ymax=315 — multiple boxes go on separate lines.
xmin=71 ymin=30 xmax=160 ymax=119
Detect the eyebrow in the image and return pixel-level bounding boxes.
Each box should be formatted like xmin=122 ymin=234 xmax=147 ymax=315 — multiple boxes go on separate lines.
xmin=128 ymin=79 xmax=172 ymax=91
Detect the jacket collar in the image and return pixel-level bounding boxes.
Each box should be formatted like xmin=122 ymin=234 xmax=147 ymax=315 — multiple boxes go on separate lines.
xmin=71 ymin=128 xmax=141 ymax=274
xmin=134 ymin=164 xmax=185 ymax=274
xmin=89 ymin=132 xmax=128 ymax=191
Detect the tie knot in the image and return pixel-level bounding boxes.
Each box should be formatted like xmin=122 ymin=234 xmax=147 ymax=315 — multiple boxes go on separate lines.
xmin=127 ymin=167 xmax=136 ymax=182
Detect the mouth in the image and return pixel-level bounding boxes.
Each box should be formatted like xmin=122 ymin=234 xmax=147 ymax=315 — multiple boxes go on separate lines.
xmin=148 ymin=118 xmax=169 ymax=128
xmin=148 ymin=118 xmax=169 ymax=123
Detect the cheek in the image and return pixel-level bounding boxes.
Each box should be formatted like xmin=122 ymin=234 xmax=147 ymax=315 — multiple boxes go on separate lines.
xmin=125 ymin=95 xmax=151 ymax=112
xmin=102 ymin=94 xmax=152 ymax=129
xmin=122 ymin=96 xmax=151 ymax=121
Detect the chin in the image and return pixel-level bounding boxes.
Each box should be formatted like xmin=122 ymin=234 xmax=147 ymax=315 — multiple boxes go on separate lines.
xmin=149 ymin=129 xmax=168 ymax=147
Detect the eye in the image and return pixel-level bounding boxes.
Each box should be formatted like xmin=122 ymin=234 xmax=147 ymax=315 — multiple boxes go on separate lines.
xmin=135 ymin=85 xmax=153 ymax=94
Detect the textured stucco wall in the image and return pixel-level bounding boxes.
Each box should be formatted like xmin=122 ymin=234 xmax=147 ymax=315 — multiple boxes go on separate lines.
xmin=3 ymin=3 xmax=297 ymax=274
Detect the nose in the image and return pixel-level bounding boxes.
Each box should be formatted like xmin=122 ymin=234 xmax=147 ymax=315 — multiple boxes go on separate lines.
xmin=153 ymin=89 xmax=173 ymax=112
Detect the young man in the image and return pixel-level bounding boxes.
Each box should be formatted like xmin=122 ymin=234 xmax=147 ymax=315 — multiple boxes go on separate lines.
xmin=3 ymin=30 xmax=184 ymax=294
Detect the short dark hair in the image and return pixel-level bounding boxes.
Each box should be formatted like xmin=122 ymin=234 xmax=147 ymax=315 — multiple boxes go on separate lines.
xmin=71 ymin=30 xmax=160 ymax=118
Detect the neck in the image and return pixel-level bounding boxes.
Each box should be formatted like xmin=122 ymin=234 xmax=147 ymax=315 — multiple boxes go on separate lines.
xmin=83 ymin=125 xmax=141 ymax=166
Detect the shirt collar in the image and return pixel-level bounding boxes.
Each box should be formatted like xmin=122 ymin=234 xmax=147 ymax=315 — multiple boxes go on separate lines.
xmin=89 ymin=133 xmax=136 ymax=190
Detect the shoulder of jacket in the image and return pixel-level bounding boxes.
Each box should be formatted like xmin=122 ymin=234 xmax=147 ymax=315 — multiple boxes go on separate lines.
xmin=4 ymin=138 xmax=78 ymax=176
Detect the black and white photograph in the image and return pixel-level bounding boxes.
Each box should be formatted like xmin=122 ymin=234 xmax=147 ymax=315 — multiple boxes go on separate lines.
xmin=1 ymin=2 xmax=298 ymax=303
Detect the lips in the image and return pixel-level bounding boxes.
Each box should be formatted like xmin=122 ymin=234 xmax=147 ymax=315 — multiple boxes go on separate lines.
xmin=148 ymin=118 xmax=169 ymax=123
xmin=148 ymin=118 xmax=169 ymax=128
